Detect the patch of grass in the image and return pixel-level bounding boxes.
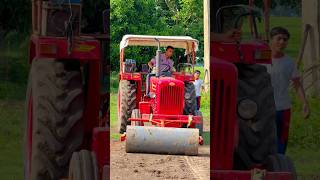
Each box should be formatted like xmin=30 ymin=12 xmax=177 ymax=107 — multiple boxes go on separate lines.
xmin=288 ymin=94 xmax=320 ymax=149
xmin=110 ymin=71 xmax=119 ymax=94
xmin=110 ymin=92 xmax=118 ymax=130
xmin=202 ymin=131 xmax=210 ymax=145
xmin=287 ymin=148 xmax=320 ymax=178
xmin=0 ymin=101 xmax=24 ymax=179
xmin=0 ymin=54 xmax=29 ymax=101
xmin=286 ymin=95 xmax=320 ymax=178
xmin=0 ymin=82 xmax=27 ymax=100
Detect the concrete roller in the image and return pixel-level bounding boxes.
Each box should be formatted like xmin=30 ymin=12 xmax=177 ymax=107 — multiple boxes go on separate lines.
xmin=126 ymin=125 xmax=199 ymax=155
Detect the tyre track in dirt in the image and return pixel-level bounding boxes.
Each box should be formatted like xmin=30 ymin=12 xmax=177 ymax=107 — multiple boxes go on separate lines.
xmin=110 ymin=120 xmax=210 ymax=180
xmin=110 ymin=141 xmax=209 ymax=180
xmin=184 ymin=146 xmax=210 ymax=180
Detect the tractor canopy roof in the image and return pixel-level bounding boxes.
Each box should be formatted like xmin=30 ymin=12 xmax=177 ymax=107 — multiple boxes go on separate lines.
xmin=120 ymin=35 xmax=199 ymax=52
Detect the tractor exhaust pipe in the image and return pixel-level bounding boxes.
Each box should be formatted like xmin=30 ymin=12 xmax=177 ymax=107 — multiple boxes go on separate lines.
xmin=126 ymin=126 xmax=199 ymax=155
xmin=155 ymin=38 xmax=161 ymax=77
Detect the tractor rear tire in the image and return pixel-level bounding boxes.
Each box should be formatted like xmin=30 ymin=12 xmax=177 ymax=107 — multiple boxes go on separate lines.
xmin=131 ymin=109 xmax=143 ymax=126
xmin=234 ymin=64 xmax=277 ymax=169
xmin=195 ymin=110 xmax=203 ymax=136
xmin=68 ymin=150 xmax=99 ymax=180
xmin=118 ymin=80 xmax=137 ymax=134
xmin=184 ymin=82 xmax=197 ymax=115
xmin=25 ymin=59 xmax=84 ymax=180
xmin=264 ymin=154 xmax=297 ymax=180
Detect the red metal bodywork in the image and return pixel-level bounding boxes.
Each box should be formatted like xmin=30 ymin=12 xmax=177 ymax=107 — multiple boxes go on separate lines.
xmin=129 ymin=76 xmax=201 ymax=130
xmin=149 ymin=77 xmax=185 ymax=115
xmin=130 ymin=114 xmax=201 ymax=128
xmin=91 ymin=127 xmax=110 ymax=176
xmin=172 ymin=72 xmax=194 ymax=82
xmin=29 ymin=35 xmax=101 ymax=63
xmin=210 ymin=59 xmax=238 ymax=170
xmin=211 ymin=40 xmax=272 ymax=64
xmin=139 ymin=101 xmax=151 ymax=114
xmin=119 ymin=72 xmax=143 ymax=108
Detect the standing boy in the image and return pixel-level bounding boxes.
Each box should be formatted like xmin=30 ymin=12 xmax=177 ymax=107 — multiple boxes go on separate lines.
xmin=266 ymin=27 xmax=310 ymax=154
xmin=193 ymin=70 xmax=204 ymax=110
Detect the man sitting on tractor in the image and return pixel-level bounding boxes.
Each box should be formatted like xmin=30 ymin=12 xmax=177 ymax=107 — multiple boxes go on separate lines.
xmin=148 ymin=46 xmax=175 ymax=76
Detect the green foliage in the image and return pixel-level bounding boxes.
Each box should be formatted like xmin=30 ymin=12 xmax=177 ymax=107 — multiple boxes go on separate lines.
xmin=216 ymin=0 xmax=300 ymax=9
xmin=110 ymin=0 xmax=203 ymax=70
xmin=0 ymin=0 xmax=108 ymax=36
xmin=289 ymin=94 xmax=320 ymax=149
xmin=0 ymin=55 xmax=28 ymax=100
xmin=0 ymin=0 xmax=31 ymax=35
xmin=0 ymin=101 xmax=24 ymax=179
xmin=82 ymin=0 xmax=108 ymax=33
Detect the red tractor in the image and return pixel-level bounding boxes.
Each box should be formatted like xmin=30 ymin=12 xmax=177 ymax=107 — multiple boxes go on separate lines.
xmin=118 ymin=35 xmax=203 ymax=155
xmin=25 ymin=0 xmax=110 ymax=179
xmin=211 ymin=5 xmax=297 ymax=179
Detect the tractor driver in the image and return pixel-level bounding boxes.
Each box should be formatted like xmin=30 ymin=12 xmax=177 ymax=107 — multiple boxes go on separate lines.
xmin=148 ymin=46 xmax=175 ymax=76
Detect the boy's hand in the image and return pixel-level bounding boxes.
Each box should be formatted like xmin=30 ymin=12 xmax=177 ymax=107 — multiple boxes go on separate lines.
xmin=303 ymin=103 xmax=310 ymax=119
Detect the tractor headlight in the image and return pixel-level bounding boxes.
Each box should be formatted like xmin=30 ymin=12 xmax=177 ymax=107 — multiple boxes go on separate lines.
xmin=39 ymin=43 xmax=58 ymax=55
xmin=149 ymin=92 xmax=156 ymax=98
xmin=237 ymin=98 xmax=258 ymax=120
xmin=254 ymin=49 xmax=271 ymax=60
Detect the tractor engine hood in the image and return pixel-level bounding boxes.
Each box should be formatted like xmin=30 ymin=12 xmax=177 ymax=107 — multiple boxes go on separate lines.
xmin=211 ymin=40 xmax=271 ymax=64
xmin=149 ymin=77 xmax=185 ymax=115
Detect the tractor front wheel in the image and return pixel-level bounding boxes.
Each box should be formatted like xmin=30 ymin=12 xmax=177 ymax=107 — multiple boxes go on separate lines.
xmin=68 ymin=150 xmax=99 ymax=180
xmin=234 ymin=64 xmax=277 ymax=169
xmin=24 ymin=59 xmax=84 ymax=180
xmin=184 ymin=82 xmax=197 ymax=115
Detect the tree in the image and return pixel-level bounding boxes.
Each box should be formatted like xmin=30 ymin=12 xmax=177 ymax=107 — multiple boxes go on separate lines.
xmin=110 ymin=0 xmax=204 ymax=70
xmin=0 ymin=0 xmax=31 ymax=34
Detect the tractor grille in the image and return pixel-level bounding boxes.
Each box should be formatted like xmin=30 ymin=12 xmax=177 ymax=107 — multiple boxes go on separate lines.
xmin=157 ymin=84 xmax=184 ymax=115
xmin=211 ymin=60 xmax=238 ymax=170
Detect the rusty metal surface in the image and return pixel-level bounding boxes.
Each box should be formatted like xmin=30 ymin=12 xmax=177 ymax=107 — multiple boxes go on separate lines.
xmin=126 ymin=126 xmax=199 ymax=155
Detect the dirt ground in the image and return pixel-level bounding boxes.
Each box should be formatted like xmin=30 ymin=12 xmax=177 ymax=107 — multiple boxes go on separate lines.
xmin=110 ymin=121 xmax=210 ymax=180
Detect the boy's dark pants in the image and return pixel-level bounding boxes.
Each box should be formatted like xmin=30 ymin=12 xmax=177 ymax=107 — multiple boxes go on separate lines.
xmin=196 ymin=96 xmax=201 ymax=110
xmin=275 ymin=109 xmax=291 ymax=154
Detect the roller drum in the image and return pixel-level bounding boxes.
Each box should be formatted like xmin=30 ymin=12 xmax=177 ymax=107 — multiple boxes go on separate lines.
xmin=126 ymin=126 xmax=199 ymax=155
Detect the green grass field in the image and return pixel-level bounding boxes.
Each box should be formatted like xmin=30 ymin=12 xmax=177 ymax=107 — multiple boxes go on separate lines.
xmin=0 ymin=101 xmax=24 ymax=179
xmin=0 ymin=16 xmax=319 ymax=179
